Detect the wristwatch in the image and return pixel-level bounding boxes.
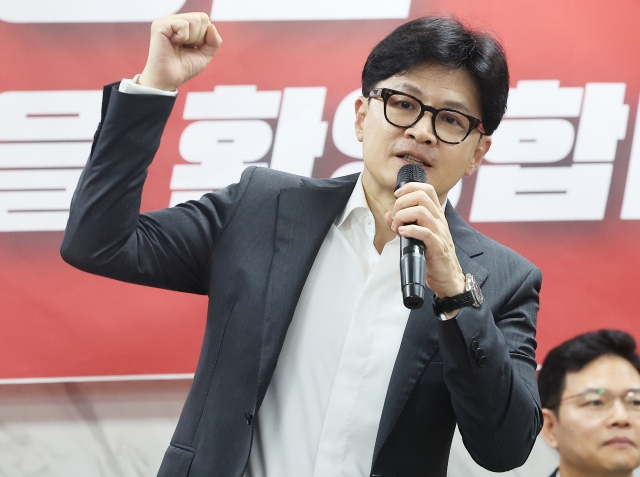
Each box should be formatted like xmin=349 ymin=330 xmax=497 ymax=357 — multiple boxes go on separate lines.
xmin=432 ymin=273 xmax=483 ymax=320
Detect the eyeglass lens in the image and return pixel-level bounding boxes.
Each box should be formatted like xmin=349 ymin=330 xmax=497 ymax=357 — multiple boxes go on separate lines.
xmin=385 ymin=92 xmax=471 ymax=143
xmin=576 ymin=389 xmax=640 ymax=414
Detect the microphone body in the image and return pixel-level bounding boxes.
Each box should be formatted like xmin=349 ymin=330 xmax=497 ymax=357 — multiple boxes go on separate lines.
xmin=395 ymin=164 xmax=427 ymax=309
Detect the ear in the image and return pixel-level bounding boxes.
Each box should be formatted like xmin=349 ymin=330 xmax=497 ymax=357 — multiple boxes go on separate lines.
xmin=463 ymin=135 xmax=491 ymax=177
xmin=541 ymin=408 xmax=560 ymax=450
xmin=354 ymin=96 xmax=368 ymax=143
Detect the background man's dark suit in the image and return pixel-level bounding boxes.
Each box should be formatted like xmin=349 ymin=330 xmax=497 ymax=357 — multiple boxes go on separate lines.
xmin=61 ymin=85 xmax=542 ymax=477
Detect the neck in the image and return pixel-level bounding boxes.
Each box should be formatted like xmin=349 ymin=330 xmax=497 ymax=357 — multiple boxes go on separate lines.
xmin=361 ymin=172 xmax=395 ymax=254
xmin=558 ymin=462 xmax=634 ymax=477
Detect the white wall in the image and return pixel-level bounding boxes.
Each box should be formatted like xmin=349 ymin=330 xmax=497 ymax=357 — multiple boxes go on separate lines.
xmin=0 ymin=379 xmax=583 ymax=476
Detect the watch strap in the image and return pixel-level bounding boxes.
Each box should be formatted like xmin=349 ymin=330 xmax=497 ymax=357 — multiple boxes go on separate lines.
xmin=432 ymin=273 xmax=483 ymax=315
xmin=432 ymin=290 xmax=475 ymax=314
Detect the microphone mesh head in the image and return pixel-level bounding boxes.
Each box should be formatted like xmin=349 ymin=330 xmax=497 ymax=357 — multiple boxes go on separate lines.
xmin=396 ymin=164 xmax=427 ymax=190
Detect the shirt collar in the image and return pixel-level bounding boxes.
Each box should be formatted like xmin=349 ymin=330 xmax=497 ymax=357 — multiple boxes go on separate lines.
xmin=334 ymin=173 xmax=371 ymax=228
xmin=334 ymin=173 xmax=449 ymax=227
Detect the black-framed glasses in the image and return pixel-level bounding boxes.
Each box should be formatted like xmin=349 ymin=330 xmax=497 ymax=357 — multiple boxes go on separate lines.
xmin=562 ymin=388 xmax=640 ymax=416
xmin=368 ymin=88 xmax=485 ymax=145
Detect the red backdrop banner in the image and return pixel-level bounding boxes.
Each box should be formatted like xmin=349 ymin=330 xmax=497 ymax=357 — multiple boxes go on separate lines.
xmin=1 ymin=0 xmax=639 ymax=380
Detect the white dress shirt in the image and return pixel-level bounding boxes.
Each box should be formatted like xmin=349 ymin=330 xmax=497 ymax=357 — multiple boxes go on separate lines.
xmin=244 ymin=175 xmax=411 ymax=477
xmin=119 ymin=76 xmax=178 ymax=96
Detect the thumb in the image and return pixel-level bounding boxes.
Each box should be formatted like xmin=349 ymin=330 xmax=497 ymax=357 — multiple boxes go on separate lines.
xmin=384 ymin=211 xmax=394 ymax=230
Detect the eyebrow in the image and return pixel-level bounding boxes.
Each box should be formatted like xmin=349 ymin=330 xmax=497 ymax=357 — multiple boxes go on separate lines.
xmin=579 ymin=387 xmax=640 ymax=395
xmin=394 ymin=81 xmax=423 ymax=96
xmin=391 ymin=81 xmax=474 ymax=114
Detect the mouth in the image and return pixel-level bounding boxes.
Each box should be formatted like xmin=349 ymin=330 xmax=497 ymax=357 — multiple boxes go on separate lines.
xmin=604 ymin=437 xmax=636 ymax=447
xmin=398 ymin=154 xmax=431 ymax=168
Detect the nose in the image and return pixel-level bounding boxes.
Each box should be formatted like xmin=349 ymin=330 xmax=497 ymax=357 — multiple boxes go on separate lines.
xmin=405 ymin=112 xmax=437 ymax=145
xmin=608 ymin=399 xmax=631 ymax=428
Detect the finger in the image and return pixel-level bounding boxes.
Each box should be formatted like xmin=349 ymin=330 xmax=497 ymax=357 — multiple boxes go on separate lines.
xmin=168 ymin=19 xmax=190 ymax=44
xmin=391 ymin=190 xmax=442 ymax=222
xmin=197 ymin=15 xmax=209 ymax=45
xmin=395 ymin=181 xmax=431 ymax=196
xmin=186 ymin=13 xmax=206 ymax=44
xmin=397 ymin=223 xmax=453 ymax=259
xmin=392 ymin=205 xmax=437 ymax=232
xmin=200 ymin=23 xmax=223 ymax=57
xmin=397 ymin=223 xmax=437 ymax=248
xmin=393 ymin=190 xmax=440 ymax=215
xmin=395 ymin=183 xmax=440 ymax=207
xmin=158 ymin=13 xmax=205 ymax=45
xmin=384 ymin=211 xmax=396 ymax=234
xmin=180 ymin=16 xmax=198 ymax=44
xmin=395 ymin=182 xmax=440 ymax=207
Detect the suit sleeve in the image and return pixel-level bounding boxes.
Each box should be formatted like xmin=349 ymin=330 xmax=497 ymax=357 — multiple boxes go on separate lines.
xmin=61 ymin=84 xmax=252 ymax=294
xmin=438 ymin=260 xmax=543 ymax=472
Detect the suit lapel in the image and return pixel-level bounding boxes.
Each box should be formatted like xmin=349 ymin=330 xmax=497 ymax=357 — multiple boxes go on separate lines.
xmin=373 ymin=202 xmax=488 ymax=463
xmin=256 ymin=176 xmax=357 ymax=408
xmin=373 ymin=295 xmax=441 ymax=461
xmin=446 ymin=203 xmax=488 ymax=285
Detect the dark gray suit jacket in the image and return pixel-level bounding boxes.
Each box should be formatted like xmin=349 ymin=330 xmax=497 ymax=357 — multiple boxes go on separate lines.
xmin=61 ymin=85 xmax=543 ymax=477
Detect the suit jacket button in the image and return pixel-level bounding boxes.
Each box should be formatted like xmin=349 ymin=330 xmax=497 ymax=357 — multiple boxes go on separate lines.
xmin=245 ymin=410 xmax=254 ymax=425
xmin=470 ymin=340 xmax=480 ymax=352
xmin=478 ymin=356 xmax=487 ymax=367
xmin=475 ymin=347 xmax=485 ymax=359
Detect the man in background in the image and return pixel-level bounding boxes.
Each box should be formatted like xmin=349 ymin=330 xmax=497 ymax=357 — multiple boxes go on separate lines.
xmin=539 ymin=329 xmax=640 ymax=477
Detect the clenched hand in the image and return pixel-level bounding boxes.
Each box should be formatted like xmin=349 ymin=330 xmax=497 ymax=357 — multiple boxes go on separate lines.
xmin=138 ymin=12 xmax=222 ymax=91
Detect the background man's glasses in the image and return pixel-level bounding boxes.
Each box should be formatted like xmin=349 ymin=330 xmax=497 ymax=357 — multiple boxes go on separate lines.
xmin=368 ymin=88 xmax=484 ymax=145
xmin=562 ymin=388 xmax=640 ymax=416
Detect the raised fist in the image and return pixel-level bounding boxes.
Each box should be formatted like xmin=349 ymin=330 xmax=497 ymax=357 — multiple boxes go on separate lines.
xmin=138 ymin=12 xmax=222 ymax=91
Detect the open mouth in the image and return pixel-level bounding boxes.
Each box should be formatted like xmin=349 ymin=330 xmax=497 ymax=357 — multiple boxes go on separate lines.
xmin=399 ymin=154 xmax=429 ymax=167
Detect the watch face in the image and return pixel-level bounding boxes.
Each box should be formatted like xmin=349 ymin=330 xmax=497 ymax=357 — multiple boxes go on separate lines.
xmin=467 ymin=274 xmax=484 ymax=307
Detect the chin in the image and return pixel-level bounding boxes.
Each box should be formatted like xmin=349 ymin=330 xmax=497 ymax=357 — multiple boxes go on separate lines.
xmin=604 ymin=462 xmax=639 ymax=473
xmin=600 ymin=451 xmax=640 ymax=472
xmin=361 ymin=167 xmax=396 ymax=194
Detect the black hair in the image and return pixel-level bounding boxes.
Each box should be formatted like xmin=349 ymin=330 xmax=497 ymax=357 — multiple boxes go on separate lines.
xmin=538 ymin=329 xmax=640 ymax=413
xmin=361 ymin=16 xmax=509 ymax=135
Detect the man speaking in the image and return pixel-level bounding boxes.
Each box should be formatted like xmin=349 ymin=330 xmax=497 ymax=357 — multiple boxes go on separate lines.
xmin=61 ymin=12 xmax=542 ymax=477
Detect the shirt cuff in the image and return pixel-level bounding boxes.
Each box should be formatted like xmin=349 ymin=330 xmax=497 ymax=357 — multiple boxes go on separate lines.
xmin=118 ymin=74 xmax=178 ymax=97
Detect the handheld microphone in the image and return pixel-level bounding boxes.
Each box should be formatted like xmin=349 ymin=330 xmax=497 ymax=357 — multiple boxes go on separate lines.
xmin=395 ymin=164 xmax=427 ymax=309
